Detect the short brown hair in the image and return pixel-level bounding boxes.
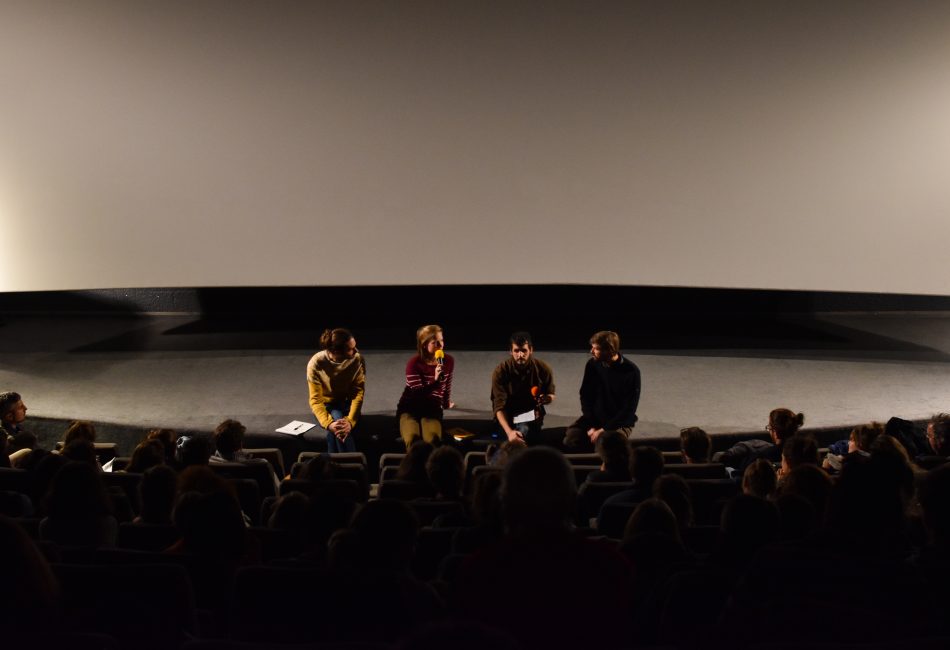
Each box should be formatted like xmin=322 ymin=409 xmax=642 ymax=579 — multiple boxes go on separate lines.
xmin=742 ymin=458 xmax=777 ymax=499
xmin=679 ymin=427 xmax=711 ymax=463
xmin=0 ymin=391 xmax=22 ymax=419
xmin=63 ymin=420 xmax=96 ymax=446
xmin=320 ymin=328 xmax=354 ymax=354
xmin=782 ymin=434 xmax=819 ymax=469
xmin=850 ymin=422 xmax=884 ymax=452
xmin=213 ymin=419 xmax=246 ymax=455
xmin=590 ymin=331 xmax=620 ymax=357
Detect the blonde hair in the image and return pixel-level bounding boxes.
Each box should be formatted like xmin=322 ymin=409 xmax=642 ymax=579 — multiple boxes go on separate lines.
xmin=416 ymin=324 xmax=443 ymax=360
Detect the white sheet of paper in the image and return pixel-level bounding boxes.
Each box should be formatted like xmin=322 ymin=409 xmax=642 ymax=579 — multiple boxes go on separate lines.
xmin=276 ymin=420 xmax=317 ymax=435
xmin=512 ymin=409 xmax=537 ymax=424
xmin=101 ymin=457 xmax=115 ymax=473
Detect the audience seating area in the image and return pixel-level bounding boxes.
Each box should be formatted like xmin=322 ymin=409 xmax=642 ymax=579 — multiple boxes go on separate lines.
xmin=4 ymin=415 xmax=950 ymax=650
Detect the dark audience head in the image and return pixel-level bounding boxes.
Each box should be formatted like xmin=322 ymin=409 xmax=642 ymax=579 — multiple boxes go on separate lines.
xmin=305 ymin=491 xmax=357 ymax=550
xmin=850 ymin=422 xmax=884 ymax=453
xmin=138 ymin=464 xmax=177 ymax=525
xmin=397 ymin=440 xmax=435 ymax=483
xmin=768 ymin=408 xmax=804 ymax=444
xmin=61 ymin=438 xmax=99 ymax=465
xmin=781 ymin=434 xmax=819 ymax=474
xmin=146 ymin=428 xmax=179 ymax=464
xmin=349 ymin=499 xmax=419 ymax=572
xmin=127 ymin=439 xmax=165 ymax=473
xmin=486 ymin=439 xmax=526 ymax=467
xmin=623 ymin=498 xmax=681 ymax=543
xmin=719 ymin=494 xmax=780 ymax=564
xmin=173 ymin=466 xmax=245 ymax=560
xmin=62 ymin=420 xmax=97 ymax=446
xmin=18 ymin=447 xmax=52 ymax=472
xmin=426 ymin=445 xmax=464 ymax=499
xmin=176 ymin=435 xmax=213 ymax=467
xmin=470 ymin=470 xmax=504 ymax=528
xmin=177 ymin=464 xmax=233 ymax=496
xmin=775 ymin=493 xmax=820 ymax=541
xmin=44 ymin=460 xmax=113 ymax=519
xmin=869 ymin=434 xmax=916 ymax=505
xmin=928 ymin=413 xmax=950 ymax=456
xmin=827 ymin=453 xmax=907 ymax=553
xmin=630 ymin=445 xmax=664 ymax=488
xmin=174 ymin=489 xmax=246 ymax=561
xmin=268 ymin=491 xmax=310 ymax=530
xmin=213 ymin=418 xmax=246 ymax=457
xmin=596 ymin=430 xmax=631 ymax=477
xmin=679 ymin=426 xmax=712 ymax=464
xmin=30 ymin=453 xmax=68 ymax=514
xmin=502 ymin=447 xmax=575 ymax=537
xmin=780 ymin=464 xmax=832 ymax=520
xmin=653 ymin=474 xmax=693 ymax=529
xmin=742 ymin=458 xmax=778 ymax=499
xmin=918 ymin=465 xmax=950 ymax=547
xmin=0 ymin=516 xmax=60 ymax=628
xmin=296 ymin=454 xmax=334 ymax=481
xmin=9 ymin=431 xmax=37 ymax=453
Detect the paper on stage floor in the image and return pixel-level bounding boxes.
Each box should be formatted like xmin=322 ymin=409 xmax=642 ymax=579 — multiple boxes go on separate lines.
xmin=276 ymin=420 xmax=317 ymax=435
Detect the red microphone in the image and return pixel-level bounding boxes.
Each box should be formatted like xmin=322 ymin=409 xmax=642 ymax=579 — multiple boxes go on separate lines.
xmin=531 ymin=386 xmax=540 ymax=398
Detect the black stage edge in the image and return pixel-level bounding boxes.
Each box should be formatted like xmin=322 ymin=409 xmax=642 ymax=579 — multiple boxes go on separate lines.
xmin=2 ymin=285 xmax=950 ymax=351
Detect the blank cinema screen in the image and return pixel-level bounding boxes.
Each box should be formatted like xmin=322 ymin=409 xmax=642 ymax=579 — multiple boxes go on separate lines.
xmin=1 ymin=1 xmax=949 ymax=294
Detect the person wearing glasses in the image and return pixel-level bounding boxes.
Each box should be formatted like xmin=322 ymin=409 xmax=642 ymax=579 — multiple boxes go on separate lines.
xmin=306 ymin=328 xmax=365 ymax=453
xmin=714 ymin=408 xmax=804 ymax=474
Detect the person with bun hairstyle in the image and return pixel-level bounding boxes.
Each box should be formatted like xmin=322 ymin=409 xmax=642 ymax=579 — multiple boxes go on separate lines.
xmin=396 ymin=324 xmax=455 ymax=449
xmin=306 ymin=328 xmax=365 ymax=453
xmin=715 ymin=407 xmax=805 ymax=474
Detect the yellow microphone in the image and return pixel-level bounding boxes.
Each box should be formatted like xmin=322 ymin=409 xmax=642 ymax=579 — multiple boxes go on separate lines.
xmin=434 ymin=349 xmax=445 ymax=365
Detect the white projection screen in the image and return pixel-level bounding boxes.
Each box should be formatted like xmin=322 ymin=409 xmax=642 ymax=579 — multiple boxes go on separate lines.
xmin=1 ymin=1 xmax=949 ymax=295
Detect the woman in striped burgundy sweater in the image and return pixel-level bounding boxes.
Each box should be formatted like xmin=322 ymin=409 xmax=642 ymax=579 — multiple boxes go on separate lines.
xmin=396 ymin=324 xmax=455 ymax=449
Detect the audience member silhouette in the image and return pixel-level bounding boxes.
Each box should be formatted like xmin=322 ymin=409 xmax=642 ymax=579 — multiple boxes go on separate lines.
xmin=0 ymin=515 xmax=61 ymax=630
xmin=679 ymin=426 xmax=712 ymax=464
xmin=146 ymin=427 xmax=179 ymax=466
xmin=40 ymin=460 xmax=117 ymax=547
xmin=717 ymin=407 xmax=804 ymax=473
xmin=454 ymin=447 xmax=635 ymax=650
xmin=585 ymin=429 xmax=632 ymax=482
xmin=126 ymin=438 xmax=165 ymax=474
xmin=62 ymin=420 xmax=97 ymax=447
xmin=136 ymin=464 xmax=178 ymax=525
xmin=741 ymin=458 xmax=777 ymax=499
xmin=396 ymin=440 xmax=435 ymax=485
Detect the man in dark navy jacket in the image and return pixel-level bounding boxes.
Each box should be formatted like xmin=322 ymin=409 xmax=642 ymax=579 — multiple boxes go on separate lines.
xmin=563 ymin=331 xmax=641 ymax=450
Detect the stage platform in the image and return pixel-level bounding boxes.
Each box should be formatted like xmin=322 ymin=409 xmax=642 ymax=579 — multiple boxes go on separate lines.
xmin=2 ymin=311 xmax=950 ymax=460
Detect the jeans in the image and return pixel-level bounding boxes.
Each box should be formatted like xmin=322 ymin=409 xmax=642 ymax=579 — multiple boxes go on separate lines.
xmin=322 ymin=401 xmax=356 ymax=453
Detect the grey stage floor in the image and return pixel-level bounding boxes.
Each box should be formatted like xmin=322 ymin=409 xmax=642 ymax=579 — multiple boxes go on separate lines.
xmin=2 ymin=312 xmax=950 ymax=450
